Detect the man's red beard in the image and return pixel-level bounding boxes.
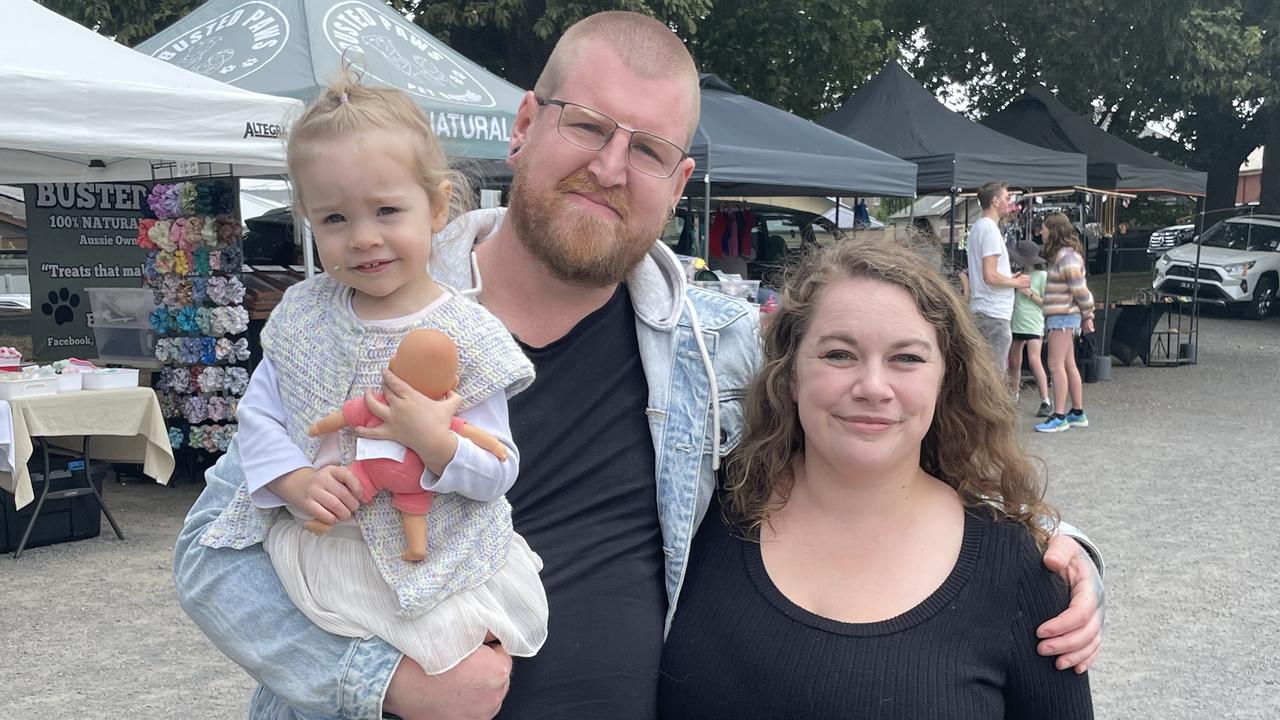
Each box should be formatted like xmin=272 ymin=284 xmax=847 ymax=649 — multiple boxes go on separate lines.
xmin=506 ymin=164 xmax=664 ymax=287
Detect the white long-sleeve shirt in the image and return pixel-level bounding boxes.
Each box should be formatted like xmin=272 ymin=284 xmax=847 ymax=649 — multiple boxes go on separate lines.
xmin=238 ymin=357 xmax=520 ymax=511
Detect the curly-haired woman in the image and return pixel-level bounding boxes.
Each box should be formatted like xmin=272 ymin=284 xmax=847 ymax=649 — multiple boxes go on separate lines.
xmin=658 ymin=235 xmax=1094 ymax=719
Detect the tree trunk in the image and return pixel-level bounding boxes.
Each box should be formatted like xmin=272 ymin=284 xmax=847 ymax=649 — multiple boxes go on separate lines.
xmin=1259 ymin=108 xmax=1280 ymax=214
xmin=1190 ymin=96 xmax=1263 ymax=215
xmin=1204 ymin=152 xmax=1247 ymax=215
xmin=502 ymin=0 xmax=548 ymax=90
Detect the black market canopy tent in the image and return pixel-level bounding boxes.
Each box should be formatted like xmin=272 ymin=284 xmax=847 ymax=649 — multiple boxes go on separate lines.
xmin=690 ymin=75 xmax=918 ymax=199
xmin=135 ymin=0 xmax=527 ymax=162
xmin=982 ymin=85 xmax=1207 ymax=197
xmin=0 ymin=0 xmax=302 ymax=184
xmin=819 ymin=61 xmax=1088 ymax=194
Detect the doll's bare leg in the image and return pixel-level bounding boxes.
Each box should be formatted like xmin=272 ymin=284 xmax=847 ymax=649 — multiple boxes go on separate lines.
xmin=304 ymin=519 xmax=334 ymax=535
xmin=401 ymin=511 xmax=428 ymax=562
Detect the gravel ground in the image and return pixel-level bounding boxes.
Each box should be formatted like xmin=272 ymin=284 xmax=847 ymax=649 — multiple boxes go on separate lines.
xmin=0 ymin=309 xmax=1276 ymax=719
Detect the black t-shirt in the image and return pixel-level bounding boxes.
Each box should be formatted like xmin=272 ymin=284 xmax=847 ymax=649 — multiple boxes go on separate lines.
xmin=658 ymin=504 xmax=1094 ymax=720
xmin=499 ymin=284 xmax=667 ymax=720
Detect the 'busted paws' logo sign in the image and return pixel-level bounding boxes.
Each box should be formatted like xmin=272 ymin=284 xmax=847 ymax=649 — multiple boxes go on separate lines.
xmin=149 ymin=1 xmax=289 ymax=83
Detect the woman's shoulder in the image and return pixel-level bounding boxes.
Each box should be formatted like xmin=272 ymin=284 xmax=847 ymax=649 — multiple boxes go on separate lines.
xmin=971 ymin=510 xmax=1069 ymax=610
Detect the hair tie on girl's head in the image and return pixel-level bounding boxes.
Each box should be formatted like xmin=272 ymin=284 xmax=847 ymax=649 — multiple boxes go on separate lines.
xmin=339 ymin=92 xmax=349 ymax=105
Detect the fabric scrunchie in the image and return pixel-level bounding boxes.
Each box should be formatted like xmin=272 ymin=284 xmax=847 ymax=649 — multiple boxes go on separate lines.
xmin=137 ymin=219 xmax=157 ymax=250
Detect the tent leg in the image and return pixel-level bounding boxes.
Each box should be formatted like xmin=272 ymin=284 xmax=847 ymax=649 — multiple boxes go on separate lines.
xmin=300 ymin=217 xmax=314 ymax=278
xmin=1190 ymin=197 xmax=1207 ymax=365
xmin=685 ymin=194 xmax=695 ymax=253
xmin=1078 ymin=193 xmax=1087 ymax=257
xmin=1025 ymin=187 xmax=1034 ymax=243
xmin=703 ymin=175 xmax=712 ymax=260
xmin=948 ymin=189 xmax=958 ymax=267
xmin=835 ymin=196 xmax=841 ymax=235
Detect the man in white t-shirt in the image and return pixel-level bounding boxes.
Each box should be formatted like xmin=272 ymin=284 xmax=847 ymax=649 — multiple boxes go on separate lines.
xmin=966 ymin=181 xmax=1031 ymax=371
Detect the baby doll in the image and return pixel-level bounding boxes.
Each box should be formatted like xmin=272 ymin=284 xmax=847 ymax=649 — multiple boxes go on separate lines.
xmin=304 ymin=328 xmax=509 ymax=561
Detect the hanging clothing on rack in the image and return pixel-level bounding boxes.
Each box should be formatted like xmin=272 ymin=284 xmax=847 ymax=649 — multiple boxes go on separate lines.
xmin=738 ymin=208 xmax=755 ymax=257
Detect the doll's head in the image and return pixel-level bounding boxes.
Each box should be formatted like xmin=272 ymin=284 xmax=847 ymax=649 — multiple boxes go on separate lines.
xmin=388 ymin=329 xmax=459 ymax=399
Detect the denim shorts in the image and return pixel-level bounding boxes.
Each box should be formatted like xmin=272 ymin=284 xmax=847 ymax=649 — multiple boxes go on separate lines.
xmin=1045 ymin=314 xmax=1082 ymax=335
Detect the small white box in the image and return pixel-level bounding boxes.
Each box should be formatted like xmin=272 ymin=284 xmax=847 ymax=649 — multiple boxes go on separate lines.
xmin=82 ymin=368 xmax=140 ymax=390
xmin=57 ymin=373 xmax=84 ymax=393
xmin=0 ymin=377 xmax=60 ymax=400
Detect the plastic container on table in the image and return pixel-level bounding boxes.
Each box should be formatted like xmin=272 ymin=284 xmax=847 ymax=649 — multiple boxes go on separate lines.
xmin=85 ymin=287 xmax=159 ymax=365
xmin=56 ymin=373 xmax=84 ymax=393
xmin=0 ymin=376 xmax=59 ymax=401
xmin=692 ymin=279 xmax=762 ymax=303
xmin=82 ymin=368 xmax=140 ymax=391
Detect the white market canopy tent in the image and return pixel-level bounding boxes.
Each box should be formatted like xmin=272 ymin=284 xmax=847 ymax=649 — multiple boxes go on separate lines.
xmin=0 ymin=0 xmax=303 ymax=184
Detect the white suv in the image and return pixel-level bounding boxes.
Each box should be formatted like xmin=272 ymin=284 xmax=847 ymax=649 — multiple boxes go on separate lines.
xmin=1147 ymin=224 xmax=1195 ymax=255
xmin=1153 ymin=214 xmax=1280 ymax=320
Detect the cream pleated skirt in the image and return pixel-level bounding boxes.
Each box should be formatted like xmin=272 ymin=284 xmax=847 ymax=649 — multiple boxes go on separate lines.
xmin=265 ymin=515 xmax=548 ymax=674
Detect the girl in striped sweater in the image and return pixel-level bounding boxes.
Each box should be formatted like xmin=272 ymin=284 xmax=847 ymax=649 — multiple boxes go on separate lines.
xmin=1035 ymin=213 xmax=1095 ymax=433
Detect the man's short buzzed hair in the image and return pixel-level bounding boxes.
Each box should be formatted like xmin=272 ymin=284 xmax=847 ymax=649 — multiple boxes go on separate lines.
xmin=533 ymin=11 xmax=701 ymax=147
xmin=977 ymin=181 xmax=1008 ymax=210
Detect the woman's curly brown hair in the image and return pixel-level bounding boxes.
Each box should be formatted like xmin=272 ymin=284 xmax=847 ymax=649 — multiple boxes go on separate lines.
xmin=723 ymin=233 xmax=1057 ymax=547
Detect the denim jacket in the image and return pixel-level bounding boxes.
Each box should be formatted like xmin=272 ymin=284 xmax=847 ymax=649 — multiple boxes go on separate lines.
xmin=173 ymin=209 xmax=761 ymax=719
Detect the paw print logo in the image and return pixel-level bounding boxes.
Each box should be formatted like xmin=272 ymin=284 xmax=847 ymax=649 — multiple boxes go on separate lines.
xmin=41 ymin=287 xmax=80 ymax=326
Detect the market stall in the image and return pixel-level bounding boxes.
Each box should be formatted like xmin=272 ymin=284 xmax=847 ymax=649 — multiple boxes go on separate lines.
xmin=687 ymin=74 xmax=917 ymax=260
xmin=0 ymin=2 xmax=302 ymax=551
xmin=984 ymin=86 xmax=1209 ymax=366
xmin=820 ymin=61 xmax=1089 ymax=255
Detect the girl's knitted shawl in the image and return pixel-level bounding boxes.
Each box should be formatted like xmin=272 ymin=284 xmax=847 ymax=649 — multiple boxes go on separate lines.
xmin=200 ymin=274 xmax=534 ymax=616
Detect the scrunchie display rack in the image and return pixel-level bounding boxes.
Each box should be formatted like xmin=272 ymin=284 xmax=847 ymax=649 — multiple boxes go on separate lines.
xmin=138 ymin=179 xmax=247 ymax=467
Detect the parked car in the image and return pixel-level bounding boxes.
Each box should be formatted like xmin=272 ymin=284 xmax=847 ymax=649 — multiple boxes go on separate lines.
xmin=1147 ymin=224 xmax=1196 ymax=255
xmin=1152 ymin=214 xmax=1280 ymax=320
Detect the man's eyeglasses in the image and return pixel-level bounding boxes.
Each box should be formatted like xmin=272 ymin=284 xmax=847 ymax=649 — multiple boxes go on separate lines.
xmin=536 ymin=98 xmax=689 ymax=179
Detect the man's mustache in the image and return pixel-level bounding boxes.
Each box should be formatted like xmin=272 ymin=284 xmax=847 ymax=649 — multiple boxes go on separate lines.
xmin=555 ymin=173 xmax=630 ymax=222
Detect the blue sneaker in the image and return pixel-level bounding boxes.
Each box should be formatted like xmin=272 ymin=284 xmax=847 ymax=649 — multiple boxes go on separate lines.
xmin=1035 ymin=416 xmax=1071 ymax=433
xmin=1065 ymin=411 xmax=1089 ymax=428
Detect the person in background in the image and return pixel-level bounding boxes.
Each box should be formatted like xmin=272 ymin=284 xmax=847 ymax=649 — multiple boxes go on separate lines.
xmin=966 ymin=182 xmax=1031 ymax=372
xmin=1008 ymin=236 xmax=1052 ymax=417
xmin=1035 ymin=213 xmax=1095 ymax=433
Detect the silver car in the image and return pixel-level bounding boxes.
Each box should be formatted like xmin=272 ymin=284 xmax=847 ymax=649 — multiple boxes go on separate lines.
xmin=1152 ymin=215 xmax=1280 ymax=320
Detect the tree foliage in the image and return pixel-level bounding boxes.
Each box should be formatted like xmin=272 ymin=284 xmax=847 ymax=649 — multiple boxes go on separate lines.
xmin=686 ymin=0 xmax=894 ymax=121
xmin=885 ymin=0 xmax=1272 ymax=211
xmin=40 ymin=0 xmax=1279 ymax=212
xmin=395 ymin=0 xmax=711 ymax=90
xmin=37 ymin=0 xmax=200 ymax=47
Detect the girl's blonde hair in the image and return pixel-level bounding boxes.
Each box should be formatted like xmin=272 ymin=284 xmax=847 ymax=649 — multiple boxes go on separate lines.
xmin=285 ymin=74 xmax=472 ymax=220
xmin=1041 ymin=212 xmax=1084 ymax=261
xmin=724 ymin=234 xmax=1057 ymax=548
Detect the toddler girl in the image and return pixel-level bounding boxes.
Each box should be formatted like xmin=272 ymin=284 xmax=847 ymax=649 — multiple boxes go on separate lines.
xmin=200 ymin=77 xmax=547 ymax=674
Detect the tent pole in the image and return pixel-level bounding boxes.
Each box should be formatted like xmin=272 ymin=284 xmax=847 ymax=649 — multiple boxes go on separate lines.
xmin=703 ymin=174 xmax=712 ymax=260
xmin=301 ymin=218 xmax=314 ymax=278
xmin=835 ymin=197 xmax=841 ymax=234
xmin=948 ymin=189 xmax=958 ymax=267
xmin=1190 ymin=196 xmax=1207 ymax=365
xmin=1025 ymin=187 xmax=1034 ymax=243
xmin=1103 ymin=214 xmax=1114 ymax=342
xmin=685 ymin=194 xmax=694 ymax=254
xmin=1077 ymin=192 xmax=1087 ymax=258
